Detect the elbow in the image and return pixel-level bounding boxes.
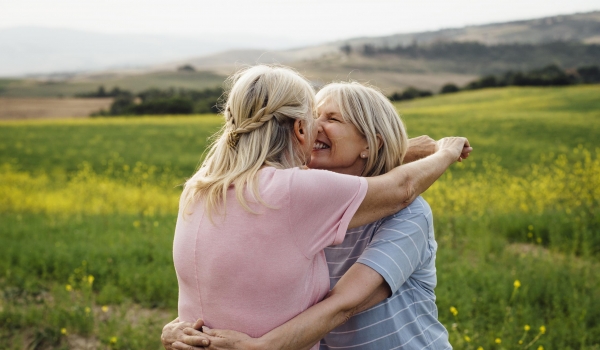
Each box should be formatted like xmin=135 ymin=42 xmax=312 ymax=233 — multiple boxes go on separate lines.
xmin=395 ymin=172 xmax=417 ymax=212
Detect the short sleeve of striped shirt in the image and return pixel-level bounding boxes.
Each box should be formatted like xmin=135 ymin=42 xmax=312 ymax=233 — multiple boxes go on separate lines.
xmin=356 ymin=212 xmax=431 ymax=294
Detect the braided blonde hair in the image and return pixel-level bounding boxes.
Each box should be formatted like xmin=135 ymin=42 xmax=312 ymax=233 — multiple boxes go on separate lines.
xmin=316 ymin=82 xmax=408 ymax=177
xmin=182 ymin=65 xmax=316 ymax=218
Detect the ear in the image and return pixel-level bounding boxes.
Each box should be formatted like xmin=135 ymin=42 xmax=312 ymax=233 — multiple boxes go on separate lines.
xmin=364 ymin=134 xmax=383 ymax=154
xmin=294 ymin=119 xmax=307 ymax=145
xmin=376 ymin=134 xmax=383 ymax=150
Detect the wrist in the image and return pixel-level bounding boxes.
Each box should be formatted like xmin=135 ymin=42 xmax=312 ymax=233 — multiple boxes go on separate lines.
xmin=437 ymin=148 xmax=458 ymax=164
xmin=251 ymin=337 xmax=274 ymax=350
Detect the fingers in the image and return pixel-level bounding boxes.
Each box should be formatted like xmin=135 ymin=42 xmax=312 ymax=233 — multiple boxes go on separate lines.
xmin=458 ymin=146 xmax=473 ymax=162
xmin=192 ymin=318 xmax=205 ymax=330
xmin=179 ymin=329 xmax=210 ymax=347
xmin=172 ymin=341 xmax=205 ymax=350
xmin=461 ymin=146 xmax=472 ymax=157
xmin=162 ymin=319 xmax=200 ymax=349
xmin=183 ymin=328 xmax=204 ymax=336
xmin=435 ymin=137 xmax=472 ymax=162
xmin=201 ymin=327 xmax=217 ymax=337
xmin=182 ymin=335 xmax=210 ymax=347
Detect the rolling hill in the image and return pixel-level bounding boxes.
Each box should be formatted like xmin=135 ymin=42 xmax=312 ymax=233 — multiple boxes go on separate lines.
xmin=1 ymin=11 xmax=599 ymax=99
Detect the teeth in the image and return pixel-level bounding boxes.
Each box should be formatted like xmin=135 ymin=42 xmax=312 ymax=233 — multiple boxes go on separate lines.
xmin=313 ymin=141 xmax=329 ymax=150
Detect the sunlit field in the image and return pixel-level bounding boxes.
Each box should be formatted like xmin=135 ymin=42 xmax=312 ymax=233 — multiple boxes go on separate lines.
xmin=1 ymin=86 xmax=599 ymax=349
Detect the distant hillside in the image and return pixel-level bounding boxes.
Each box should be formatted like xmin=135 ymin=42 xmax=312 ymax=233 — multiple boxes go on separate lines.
xmin=3 ymin=11 xmax=600 ymax=96
xmin=161 ymin=11 xmax=600 ymax=91
xmin=339 ymin=11 xmax=600 ymax=48
xmin=346 ymin=41 xmax=600 ymax=75
xmin=167 ymin=11 xmax=600 ymax=71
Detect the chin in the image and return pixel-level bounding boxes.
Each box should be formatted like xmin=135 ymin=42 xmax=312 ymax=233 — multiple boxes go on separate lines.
xmin=307 ymin=159 xmax=322 ymax=170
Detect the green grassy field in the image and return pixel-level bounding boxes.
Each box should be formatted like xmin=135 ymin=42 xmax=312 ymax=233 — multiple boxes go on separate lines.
xmin=1 ymin=86 xmax=599 ymax=349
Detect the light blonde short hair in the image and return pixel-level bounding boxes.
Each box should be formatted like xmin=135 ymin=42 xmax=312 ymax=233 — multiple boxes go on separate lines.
xmin=316 ymin=82 xmax=408 ymax=177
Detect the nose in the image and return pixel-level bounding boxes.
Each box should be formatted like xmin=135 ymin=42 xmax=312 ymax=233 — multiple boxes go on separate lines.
xmin=315 ymin=116 xmax=325 ymax=133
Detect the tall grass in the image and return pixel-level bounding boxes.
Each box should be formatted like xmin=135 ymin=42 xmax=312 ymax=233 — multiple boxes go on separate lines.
xmin=1 ymin=86 xmax=599 ymax=349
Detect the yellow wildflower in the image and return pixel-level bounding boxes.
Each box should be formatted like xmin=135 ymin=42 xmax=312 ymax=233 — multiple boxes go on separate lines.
xmin=527 ymin=232 xmax=533 ymax=238
xmin=524 ymin=324 xmax=531 ymax=331
xmin=514 ymin=280 xmax=521 ymax=288
xmin=133 ymin=220 xmax=140 ymax=228
xmin=495 ymin=338 xmax=501 ymax=344
xmin=85 ymin=307 xmax=91 ymax=314
xmin=464 ymin=335 xmax=471 ymax=342
xmin=61 ymin=328 xmax=67 ymax=335
xmin=477 ymin=347 xmax=483 ymax=350
xmin=528 ymin=225 xmax=534 ymax=231
xmin=519 ymin=340 xmax=523 ymax=344
xmin=110 ymin=336 xmax=118 ymax=344
xmin=450 ymin=306 xmax=458 ymax=316
xmin=536 ymin=237 xmax=542 ymax=244
xmin=540 ymin=325 xmax=546 ymax=334
xmin=538 ymin=346 xmax=544 ymax=350
xmin=87 ymin=275 xmax=94 ymax=285
xmin=65 ymin=284 xmax=72 ymax=292
xmin=102 ymin=305 xmax=109 ymax=313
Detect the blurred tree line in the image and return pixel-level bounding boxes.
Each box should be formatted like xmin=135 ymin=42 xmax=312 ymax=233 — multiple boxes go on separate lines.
xmin=82 ymin=86 xmax=223 ymax=116
xmin=387 ymin=64 xmax=600 ymax=102
xmin=76 ymin=86 xmax=129 ymax=98
xmin=461 ymin=65 xmax=600 ymax=89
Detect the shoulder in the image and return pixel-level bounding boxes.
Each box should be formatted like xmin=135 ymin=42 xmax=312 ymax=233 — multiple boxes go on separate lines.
xmin=280 ymin=167 xmax=366 ymax=192
xmin=267 ymin=167 xmax=338 ymax=182
xmin=383 ymin=195 xmax=431 ymax=218
xmin=378 ymin=196 xmax=432 ymax=231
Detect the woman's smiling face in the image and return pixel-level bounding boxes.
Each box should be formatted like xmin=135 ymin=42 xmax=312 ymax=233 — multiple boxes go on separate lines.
xmin=308 ymin=99 xmax=368 ymax=176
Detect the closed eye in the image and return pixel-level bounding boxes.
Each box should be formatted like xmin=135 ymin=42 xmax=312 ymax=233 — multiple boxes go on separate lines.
xmin=328 ymin=114 xmax=343 ymax=122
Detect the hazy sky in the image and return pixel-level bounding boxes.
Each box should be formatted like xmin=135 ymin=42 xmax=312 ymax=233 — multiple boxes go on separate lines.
xmin=1 ymin=0 xmax=599 ymax=42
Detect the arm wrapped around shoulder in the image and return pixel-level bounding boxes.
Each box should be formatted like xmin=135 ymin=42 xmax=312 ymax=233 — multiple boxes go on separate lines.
xmin=350 ymin=137 xmax=471 ymax=229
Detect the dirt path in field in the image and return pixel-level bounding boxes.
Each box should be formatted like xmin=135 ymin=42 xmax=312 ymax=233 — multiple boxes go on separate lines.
xmin=0 ymin=97 xmax=113 ymax=120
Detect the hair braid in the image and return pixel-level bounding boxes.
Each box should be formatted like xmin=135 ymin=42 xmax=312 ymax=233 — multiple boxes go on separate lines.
xmin=227 ymin=107 xmax=277 ymax=148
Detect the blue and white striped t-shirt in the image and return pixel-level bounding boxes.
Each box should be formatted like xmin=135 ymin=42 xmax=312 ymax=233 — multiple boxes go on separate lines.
xmin=321 ymin=196 xmax=451 ymax=349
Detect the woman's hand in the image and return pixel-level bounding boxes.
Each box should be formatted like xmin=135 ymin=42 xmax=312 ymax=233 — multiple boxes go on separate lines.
xmin=436 ymin=137 xmax=472 ymax=162
xmin=162 ymin=318 xmax=210 ymax=350
xmin=404 ymin=136 xmax=437 ymax=163
xmin=404 ymin=136 xmax=472 ymax=164
xmin=171 ymin=327 xmax=258 ymax=350
xmin=177 ymin=328 xmax=257 ymax=350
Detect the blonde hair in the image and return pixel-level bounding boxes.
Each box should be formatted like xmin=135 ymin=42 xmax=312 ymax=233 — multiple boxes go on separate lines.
xmin=316 ymin=82 xmax=408 ymax=177
xmin=182 ymin=65 xmax=316 ymax=217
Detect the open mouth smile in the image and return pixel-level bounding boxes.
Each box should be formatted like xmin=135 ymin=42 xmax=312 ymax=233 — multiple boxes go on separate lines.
xmin=313 ymin=141 xmax=330 ymax=150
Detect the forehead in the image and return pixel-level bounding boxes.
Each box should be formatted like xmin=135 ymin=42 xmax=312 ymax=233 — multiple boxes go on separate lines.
xmin=317 ymin=97 xmax=342 ymax=115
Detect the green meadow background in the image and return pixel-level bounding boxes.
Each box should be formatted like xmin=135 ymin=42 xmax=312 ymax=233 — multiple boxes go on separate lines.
xmin=1 ymin=86 xmax=599 ymax=349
